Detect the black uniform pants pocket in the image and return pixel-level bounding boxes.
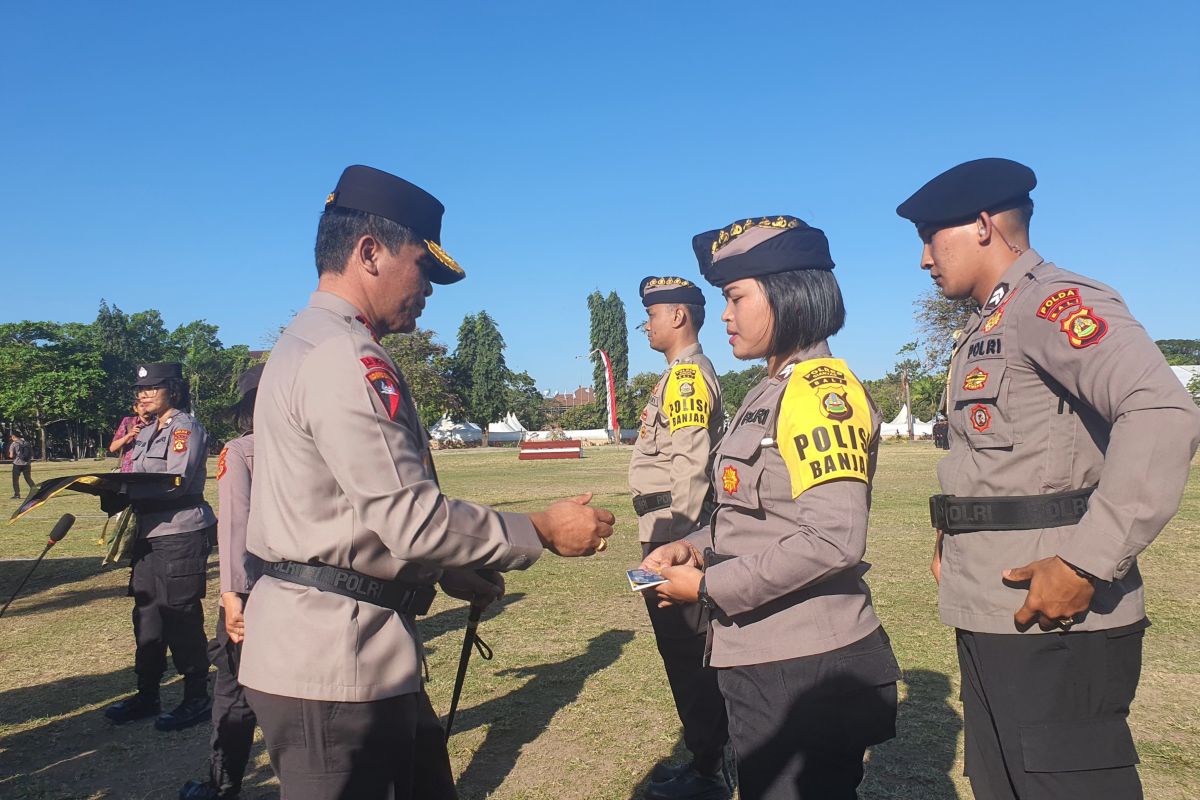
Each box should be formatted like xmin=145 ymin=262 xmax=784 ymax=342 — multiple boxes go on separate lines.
xmin=244 ymin=688 xmax=456 ymax=800
xmin=129 ymin=528 xmax=212 ymax=683
xmin=717 ymin=627 xmax=899 ymax=800
xmin=957 ymin=626 xmax=1145 ymax=800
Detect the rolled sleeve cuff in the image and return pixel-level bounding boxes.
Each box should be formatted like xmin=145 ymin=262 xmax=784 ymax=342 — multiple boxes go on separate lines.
xmin=495 ymin=512 xmax=544 ymax=571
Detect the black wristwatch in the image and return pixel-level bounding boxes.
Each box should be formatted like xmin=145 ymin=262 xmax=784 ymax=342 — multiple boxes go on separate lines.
xmin=698 ymin=576 xmax=719 ymax=612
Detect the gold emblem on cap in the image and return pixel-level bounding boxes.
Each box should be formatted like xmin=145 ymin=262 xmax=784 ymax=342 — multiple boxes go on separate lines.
xmin=426 ymin=240 xmax=464 ymax=274
xmin=711 ymin=216 xmax=800 ymax=255
xmin=325 ymin=191 xmax=337 ymax=207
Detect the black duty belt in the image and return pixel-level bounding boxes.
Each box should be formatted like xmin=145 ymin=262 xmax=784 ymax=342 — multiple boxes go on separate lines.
xmin=131 ymin=493 xmax=205 ymax=514
xmin=930 ymin=487 xmax=1095 ymax=534
xmin=262 ymin=560 xmax=437 ymax=616
xmin=633 ymin=491 xmax=672 ymax=517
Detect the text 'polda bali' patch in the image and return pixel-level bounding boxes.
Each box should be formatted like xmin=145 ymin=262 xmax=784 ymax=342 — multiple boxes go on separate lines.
xmin=777 ymin=358 xmax=872 ymax=497
xmin=1036 ymin=287 xmax=1108 ymax=349
xmin=172 ymin=429 xmax=190 ymax=453
xmin=664 ymin=364 xmax=711 ymax=432
xmin=361 ymin=356 xmax=402 ymax=421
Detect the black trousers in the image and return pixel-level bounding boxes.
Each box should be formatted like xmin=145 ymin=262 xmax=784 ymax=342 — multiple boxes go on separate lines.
xmin=128 ymin=528 xmax=212 ymax=694
xmin=11 ymin=463 xmax=33 ymax=495
xmin=957 ymin=623 xmax=1145 ymax=800
xmin=206 ymin=604 xmax=257 ymax=792
xmin=641 ymin=542 xmax=729 ymax=772
xmin=245 ymin=687 xmax=457 ymax=800
xmin=717 ymin=627 xmax=899 ymax=800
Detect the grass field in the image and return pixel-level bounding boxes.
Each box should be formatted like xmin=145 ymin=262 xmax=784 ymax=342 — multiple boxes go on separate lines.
xmin=1 ymin=443 xmax=1197 ymax=799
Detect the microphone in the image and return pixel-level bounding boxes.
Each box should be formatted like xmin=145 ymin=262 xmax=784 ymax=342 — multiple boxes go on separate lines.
xmin=1 ymin=514 xmax=77 ymax=618
xmin=48 ymin=514 xmax=75 ymax=544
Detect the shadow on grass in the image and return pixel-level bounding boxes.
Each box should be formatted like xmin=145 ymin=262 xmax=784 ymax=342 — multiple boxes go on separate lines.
xmin=450 ymin=629 xmax=635 ymax=800
xmin=862 ymin=669 xmax=960 ymax=799
xmin=627 ymin=737 xmax=692 ymax=800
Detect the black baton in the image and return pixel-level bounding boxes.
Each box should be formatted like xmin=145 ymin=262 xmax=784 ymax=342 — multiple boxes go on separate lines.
xmin=444 ymin=603 xmax=493 ymax=741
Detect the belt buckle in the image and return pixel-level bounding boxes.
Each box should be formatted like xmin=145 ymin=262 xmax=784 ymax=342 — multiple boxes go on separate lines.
xmin=929 ymin=494 xmax=950 ymax=530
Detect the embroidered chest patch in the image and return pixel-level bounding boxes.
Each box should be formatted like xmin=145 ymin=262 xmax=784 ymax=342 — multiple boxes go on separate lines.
xmin=361 ymin=356 xmax=402 ymax=421
xmin=983 ymin=306 xmax=1004 ymax=333
xmin=963 ymin=368 xmax=989 ymax=391
xmin=969 ymin=404 xmax=992 ymax=432
xmin=721 ymin=465 xmax=740 ymax=495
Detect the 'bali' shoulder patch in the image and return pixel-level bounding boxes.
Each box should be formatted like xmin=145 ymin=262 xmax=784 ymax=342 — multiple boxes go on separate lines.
xmin=216 ymin=446 xmax=229 ymax=480
xmin=777 ymin=358 xmax=872 ymax=497
xmin=361 ymin=356 xmax=402 ymax=421
xmin=664 ymin=364 xmax=711 ymax=432
xmin=171 ymin=429 xmax=190 ymax=453
xmin=1035 ymin=287 xmax=1108 ymax=348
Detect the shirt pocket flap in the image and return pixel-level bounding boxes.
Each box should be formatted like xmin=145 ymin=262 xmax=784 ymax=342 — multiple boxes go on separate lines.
xmin=166 ymin=557 xmax=207 ymax=578
xmin=716 ymin=425 xmax=767 ymax=509
xmin=721 ymin=424 xmax=766 ymax=461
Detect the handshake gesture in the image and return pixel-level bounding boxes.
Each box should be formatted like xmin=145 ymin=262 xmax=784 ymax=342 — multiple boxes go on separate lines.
xmin=530 ymin=492 xmax=615 ymax=556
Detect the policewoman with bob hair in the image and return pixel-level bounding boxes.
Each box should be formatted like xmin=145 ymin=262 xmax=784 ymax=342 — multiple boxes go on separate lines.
xmin=642 ymin=216 xmax=900 ymax=800
xmin=105 ymin=362 xmax=217 ymax=732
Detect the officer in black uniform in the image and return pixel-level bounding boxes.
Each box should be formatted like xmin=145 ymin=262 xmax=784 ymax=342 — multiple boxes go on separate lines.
xmin=105 ymin=362 xmax=217 ymax=732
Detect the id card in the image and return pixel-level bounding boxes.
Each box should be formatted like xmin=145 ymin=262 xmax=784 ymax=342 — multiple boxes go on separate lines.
xmin=627 ymin=568 xmax=668 ymax=592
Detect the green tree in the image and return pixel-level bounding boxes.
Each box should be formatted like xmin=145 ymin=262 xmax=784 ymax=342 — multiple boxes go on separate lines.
xmin=451 ymin=312 xmax=510 ymax=446
xmin=506 ymin=370 xmax=548 ymax=432
xmin=913 ymin=288 xmax=976 ymax=371
xmin=1155 ymin=339 xmax=1200 ymax=366
xmin=381 ymin=328 xmax=462 ymax=429
xmin=558 ymin=401 xmax=605 ymax=430
xmin=627 ymin=371 xmax=660 ymax=424
xmin=587 ymin=290 xmax=630 ymax=427
xmin=718 ymin=365 xmax=767 ymax=416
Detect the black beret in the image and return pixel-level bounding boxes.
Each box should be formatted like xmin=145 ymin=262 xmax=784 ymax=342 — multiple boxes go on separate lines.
xmin=133 ymin=362 xmax=183 ymax=387
xmin=692 ymin=215 xmax=834 ymax=288
xmin=896 ymin=158 xmax=1036 ymax=228
xmin=235 ymin=362 xmax=265 ymax=403
xmin=639 ymin=276 xmax=705 ymax=307
xmin=324 ymin=165 xmax=465 ymax=285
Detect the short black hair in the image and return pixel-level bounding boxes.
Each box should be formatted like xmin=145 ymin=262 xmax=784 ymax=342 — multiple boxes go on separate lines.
xmin=679 ymin=303 xmax=705 ymax=332
xmin=757 ymin=269 xmax=846 ymax=357
xmin=235 ymin=389 xmax=257 ymax=435
xmin=314 ymin=207 xmax=417 ymax=276
xmin=162 ymin=377 xmax=192 ymax=412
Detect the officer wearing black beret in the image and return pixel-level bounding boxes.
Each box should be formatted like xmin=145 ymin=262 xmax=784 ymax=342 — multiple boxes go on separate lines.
xmin=238 ymin=166 xmax=614 ymax=800
xmin=629 ymin=276 xmax=730 ymax=800
xmin=899 ymin=158 xmax=1200 ymax=800
xmin=105 ymin=362 xmax=217 ymax=732
xmin=644 ymin=216 xmax=900 ymax=800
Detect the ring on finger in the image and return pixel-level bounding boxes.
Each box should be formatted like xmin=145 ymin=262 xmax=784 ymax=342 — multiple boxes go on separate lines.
xmin=595 ymin=538 xmax=608 ymax=553
xmin=1057 ymin=617 xmax=1075 ymax=628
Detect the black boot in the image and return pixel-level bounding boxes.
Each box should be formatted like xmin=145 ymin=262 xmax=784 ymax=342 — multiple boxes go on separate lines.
xmin=649 ymin=760 xmax=691 ymax=784
xmin=156 ymin=675 xmax=212 ymax=732
xmin=104 ymin=692 xmax=161 ymax=724
xmin=179 ymin=778 xmax=236 ymax=799
xmin=645 ymin=765 xmax=731 ymax=800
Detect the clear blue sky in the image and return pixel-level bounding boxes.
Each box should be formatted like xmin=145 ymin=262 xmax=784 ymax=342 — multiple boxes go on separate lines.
xmin=3 ymin=2 xmax=1197 ymax=393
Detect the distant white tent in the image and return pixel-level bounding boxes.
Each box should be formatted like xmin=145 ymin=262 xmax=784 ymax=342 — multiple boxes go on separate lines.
xmin=1171 ymin=365 xmax=1200 ymax=390
xmin=880 ymin=404 xmax=934 ymax=438
xmin=429 ymin=415 xmax=482 ymax=444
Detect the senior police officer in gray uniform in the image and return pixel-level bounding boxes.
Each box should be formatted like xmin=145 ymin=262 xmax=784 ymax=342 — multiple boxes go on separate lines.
xmin=629 ymin=276 xmax=730 ymax=800
xmin=898 ymin=158 xmax=1200 ymax=800
xmin=238 ymin=165 xmax=614 ymax=800
xmin=105 ymin=362 xmax=217 ymax=731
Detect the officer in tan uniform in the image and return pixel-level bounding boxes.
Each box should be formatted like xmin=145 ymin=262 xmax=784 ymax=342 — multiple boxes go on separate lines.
xmin=181 ymin=362 xmax=264 ymax=800
xmin=629 ymin=275 xmax=730 ymax=800
xmin=239 ymin=165 xmax=614 ymax=800
xmin=105 ymin=362 xmax=217 ymax=732
xmin=898 ymin=158 xmax=1200 ymax=800
xmin=644 ymin=216 xmax=900 ymax=800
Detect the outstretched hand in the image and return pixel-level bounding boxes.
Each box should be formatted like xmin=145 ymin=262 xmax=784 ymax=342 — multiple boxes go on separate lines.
xmin=1003 ymin=556 xmax=1095 ymax=630
xmin=530 ymin=492 xmax=615 ymax=556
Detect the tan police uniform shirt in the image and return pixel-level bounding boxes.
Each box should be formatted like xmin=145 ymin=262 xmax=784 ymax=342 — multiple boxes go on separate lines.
xmin=939 ymin=248 xmax=1200 ymax=634
xmin=128 ymin=410 xmax=217 ymax=538
xmin=629 ymin=342 xmax=723 ymax=543
xmin=689 ymin=342 xmax=892 ymax=669
xmin=216 ymin=434 xmax=260 ymax=595
xmin=239 ymin=291 xmax=544 ymax=702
